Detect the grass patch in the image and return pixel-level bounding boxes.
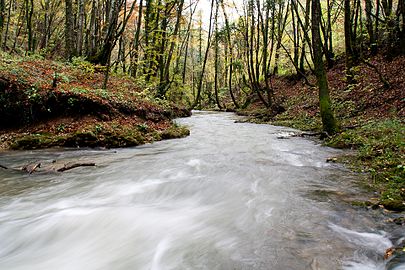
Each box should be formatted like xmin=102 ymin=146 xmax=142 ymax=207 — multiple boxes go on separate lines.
xmin=326 ymin=119 xmax=405 ymax=210
xmin=272 ymin=114 xmax=322 ymax=131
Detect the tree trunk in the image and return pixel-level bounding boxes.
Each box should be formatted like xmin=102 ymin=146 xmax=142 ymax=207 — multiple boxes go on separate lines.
xmin=12 ymin=3 xmax=25 ymax=51
xmin=25 ymin=0 xmax=34 ymax=52
xmin=0 ymin=0 xmax=5 ymax=45
xmin=77 ymin=0 xmax=85 ymax=55
xmin=65 ymin=0 xmax=76 ymax=59
xmin=214 ymin=1 xmax=222 ymax=109
xmin=220 ymin=0 xmax=239 ymax=108
xmin=344 ymin=0 xmax=356 ymax=84
xmin=2 ymin=0 xmax=11 ymax=49
xmin=158 ymin=0 xmax=184 ymax=97
xmin=291 ymin=0 xmax=299 ymax=70
xmin=365 ymin=0 xmax=377 ymax=53
xmin=298 ymin=0 xmax=312 ymax=73
xmin=130 ymin=0 xmax=143 ymax=77
xmin=143 ymin=0 xmax=153 ymax=80
xmin=89 ymin=0 xmax=135 ymax=66
xmin=182 ymin=0 xmax=196 ymax=84
xmin=273 ymin=1 xmax=289 ymax=75
xmin=312 ymin=0 xmax=338 ymax=134
xmin=86 ymin=0 xmax=97 ymax=56
xmin=397 ymin=0 xmax=405 ymax=53
xmin=325 ymin=0 xmax=335 ymax=68
xmin=192 ymin=0 xmax=215 ymax=108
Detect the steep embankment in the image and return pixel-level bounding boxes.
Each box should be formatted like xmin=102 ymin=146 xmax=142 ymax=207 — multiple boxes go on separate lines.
xmin=0 ymin=55 xmax=191 ymax=150
xmin=240 ymin=54 xmax=405 ymax=212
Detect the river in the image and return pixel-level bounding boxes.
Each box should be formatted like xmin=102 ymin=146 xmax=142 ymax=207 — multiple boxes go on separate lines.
xmin=0 ymin=111 xmax=403 ymax=270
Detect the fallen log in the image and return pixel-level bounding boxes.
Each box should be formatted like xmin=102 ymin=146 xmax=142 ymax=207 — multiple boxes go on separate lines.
xmin=57 ymin=162 xmax=96 ymax=172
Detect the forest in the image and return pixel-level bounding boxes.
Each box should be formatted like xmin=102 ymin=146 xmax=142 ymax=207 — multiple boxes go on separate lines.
xmin=0 ymin=0 xmax=404 ymax=208
xmin=0 ymin=0 xmax=405 ymax=268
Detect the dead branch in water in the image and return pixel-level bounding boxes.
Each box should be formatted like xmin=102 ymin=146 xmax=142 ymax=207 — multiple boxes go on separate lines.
xmin=22 ymin=163 xmax=41 ymax=174
xmin=57 ymin=162 xmax=96 ymax=172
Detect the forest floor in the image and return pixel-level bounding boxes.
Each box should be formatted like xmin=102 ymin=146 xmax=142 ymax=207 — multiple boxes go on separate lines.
xmin=0 ymin=53 xmax=191 ymax=151
xmin=239 ymin=54 xmax=405 ymax=212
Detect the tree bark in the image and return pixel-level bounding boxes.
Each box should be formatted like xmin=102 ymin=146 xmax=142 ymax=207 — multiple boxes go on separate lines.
xmin=77 ymin=0 xmax=85 ymax=55
xmin=214 ymin=1 xmax=222 ymax=109
xmin=192 ymin=0 xmax=215 ymax=108
xmin=0 ymin=0 xmax=5 ymax=45
xmin=344 ymin=0 xmax=356 ymax=84
xmin=220 ymin=0 xmax=239 ymax=108
xmin=25 ymin=0 xmax=34 ymax=52
xmin=312 ymin=0 xmax=338 ymax=134
xmin=2 ymin=0 xmax=12 ymax=49
xmin=130 ymin=0 xmax=143 ymax=77
xmin=158 ymin=0 xmax=184 ymax=97
xmin=65 ymin=0 xmax=76 ymax=59
xmin=365 ymin=0 xmax=377 ymax=53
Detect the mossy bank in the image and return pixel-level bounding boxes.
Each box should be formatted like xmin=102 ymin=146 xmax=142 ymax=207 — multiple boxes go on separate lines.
xmin=0 ymin=53 xmax=191 ymax=150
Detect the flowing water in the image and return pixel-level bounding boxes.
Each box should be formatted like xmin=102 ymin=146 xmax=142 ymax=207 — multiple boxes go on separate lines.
xmin=0 ymin=111 xmax=403 ymax=270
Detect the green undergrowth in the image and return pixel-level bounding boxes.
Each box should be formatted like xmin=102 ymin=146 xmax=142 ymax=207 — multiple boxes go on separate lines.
xmin=239 ymin=107 xmax=322 ymax=131
xmin=271 ymin=114 xmax=322 ymax=131
xmin=326 ymin=119 xmax=405 ymax=211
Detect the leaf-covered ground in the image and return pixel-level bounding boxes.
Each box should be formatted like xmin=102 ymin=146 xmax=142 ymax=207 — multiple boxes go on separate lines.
xmin=0 ymin=53 xmax=191 ymax=150
xmin=240 ymin=54 xmax=405 ymax=212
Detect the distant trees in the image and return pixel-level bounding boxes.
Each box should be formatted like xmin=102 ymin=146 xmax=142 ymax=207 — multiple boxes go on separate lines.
xmin=0 ymin=0 xmax=403 ymax=119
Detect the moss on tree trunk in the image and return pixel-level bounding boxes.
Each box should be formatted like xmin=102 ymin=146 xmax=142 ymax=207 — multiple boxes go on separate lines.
xmin=312 ymin=0 xmax=338 ymax=135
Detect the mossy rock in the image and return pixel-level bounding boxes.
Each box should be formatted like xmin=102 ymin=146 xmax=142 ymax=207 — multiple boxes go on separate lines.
xmin=350 ymin=200 xmax=373 ymax=208
xmin=11 ymin=134 xmax=64 ymax=149
xmin=160 ymin=125 xmax=190 ymax=139
xmin=64 ymin=131 xmax=98 ymax=147
xmin=106 ymin=134 xmax=141 ymax=147
xmin=380 ymin=199 xmax=405 ymax=212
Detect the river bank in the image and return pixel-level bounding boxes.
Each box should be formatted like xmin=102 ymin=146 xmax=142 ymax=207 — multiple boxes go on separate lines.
xmin=0 ymin=53 xmax=191 ymax=150
xmin=238 ymin=54 xmax=405 ymax=213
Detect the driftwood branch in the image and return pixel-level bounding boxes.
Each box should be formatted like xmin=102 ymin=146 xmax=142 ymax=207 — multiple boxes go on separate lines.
xmin=277 ymin=131 xmax=329 ymax=140
xmin=2 ymin=161 xmax=96 ymax=173
xmin=57 ymin=162 xmax=96 ymax=172
xmin=22 ymin=163 xmax=41 ymax=174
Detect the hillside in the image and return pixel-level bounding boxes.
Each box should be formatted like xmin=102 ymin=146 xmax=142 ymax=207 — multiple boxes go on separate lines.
xmin=0 ymin=54 xmax=191 ymax=150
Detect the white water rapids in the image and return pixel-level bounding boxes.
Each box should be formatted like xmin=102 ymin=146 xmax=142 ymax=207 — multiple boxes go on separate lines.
xmin=0 ymin=111 xmax=403 ymax=270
